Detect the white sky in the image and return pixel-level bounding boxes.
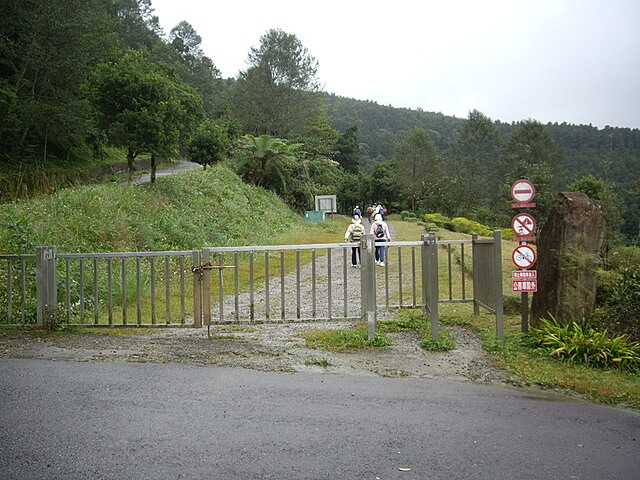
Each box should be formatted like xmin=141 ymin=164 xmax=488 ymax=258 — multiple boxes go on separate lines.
xmin=151 ymin=0 xmax=640 ymax=129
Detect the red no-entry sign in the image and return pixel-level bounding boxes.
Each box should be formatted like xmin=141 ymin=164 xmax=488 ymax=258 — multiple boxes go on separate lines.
xmin=511 ymin=179 xmax=536 ymax=203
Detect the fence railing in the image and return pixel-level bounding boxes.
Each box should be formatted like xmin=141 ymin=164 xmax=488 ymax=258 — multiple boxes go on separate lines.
xmin=0 ymin=232 xmax=503 ymax=342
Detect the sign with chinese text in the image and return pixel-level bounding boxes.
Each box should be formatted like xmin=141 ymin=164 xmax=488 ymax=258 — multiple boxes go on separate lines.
xmin=512 ymin=279 xmax=538 ymax=292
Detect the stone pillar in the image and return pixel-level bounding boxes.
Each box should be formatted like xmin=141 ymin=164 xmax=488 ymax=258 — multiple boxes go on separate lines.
xmin=531 ymin=192 xmax=605 ymax=327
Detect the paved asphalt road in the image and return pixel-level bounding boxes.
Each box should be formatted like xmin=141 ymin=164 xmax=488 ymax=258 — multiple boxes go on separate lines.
xmin=1 ymin=359 xmax=638 ymax=480
xmin=130 ymin=159 xmax=201 ymax=185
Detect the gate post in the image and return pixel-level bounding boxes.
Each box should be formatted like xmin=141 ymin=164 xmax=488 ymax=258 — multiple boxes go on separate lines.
xmin=202 ymin=249 xmax=212 ymax=326
xmin=421 ymin=233 xmax=439 ymax=341
xmin=192 ymin=250 xmax=202 ymax=328
xmin=472 ymin=233 xmax=480 ymax=316
xmin=360 ymin=234 xmax=377 ymax=340
xmin=36 ymin=246 xmax=57 ymax=326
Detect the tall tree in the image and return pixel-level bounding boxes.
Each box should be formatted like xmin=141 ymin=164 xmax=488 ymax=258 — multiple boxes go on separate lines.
xmin=393 ymin=127 xmax=439 ymax=212
xmin=367 ymin=161 xmax=396 ymax=210
xmin=91 ymin=50 xmax=203 ymax=182
xmin=335 ymin=126 xmax=360 ymax=173
xmin=0 ymin=0 xmax=114 ymax=165
xmin=231 ymin=29 xmax=325 ymax=138
xmin=109 ymin=0 xmax=163 ymax=51
xmin=499 ymin=120 xmax=564 ymax=224
xmin=446 ymin=110 xmax=501 ymax=221
xmin=168 ymin=21 xmax=222 ymax=115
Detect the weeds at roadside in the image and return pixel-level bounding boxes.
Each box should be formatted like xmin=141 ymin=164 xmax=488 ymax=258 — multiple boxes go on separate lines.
xmin=379 ymin=309 xmax=455 ymax=351
xmin=304 ymin=357 xmax=332 ymax=367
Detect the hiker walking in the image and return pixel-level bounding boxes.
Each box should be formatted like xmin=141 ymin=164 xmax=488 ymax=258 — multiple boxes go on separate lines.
xmin=344 ymin=215 xmax=365 ymax=267
xmin=366 ymin=205 xmax=374 ymax=224
xmin=370 ymin=213 xmax=391 ymax=267
xmin=352 ymin=205 xmax=362 ymax=217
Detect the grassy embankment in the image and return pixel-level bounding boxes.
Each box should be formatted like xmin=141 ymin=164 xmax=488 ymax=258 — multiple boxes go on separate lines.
xmin=1 ymin=164 xmax=638 ymax=409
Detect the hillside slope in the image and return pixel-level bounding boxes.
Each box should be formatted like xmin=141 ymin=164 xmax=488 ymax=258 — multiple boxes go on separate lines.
xmin=0 ymin=165 xmax=305 ymax=254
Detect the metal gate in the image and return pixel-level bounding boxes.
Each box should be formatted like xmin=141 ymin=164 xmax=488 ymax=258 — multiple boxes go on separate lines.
xmin=192 ymin=232 xmax=504 ymax=342
xmin=1 ymin=232 xmax=503 ymax=342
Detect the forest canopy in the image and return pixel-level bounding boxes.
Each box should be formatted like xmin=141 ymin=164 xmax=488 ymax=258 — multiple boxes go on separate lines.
xmin=0 ymin=0 xmax=638 ymax=243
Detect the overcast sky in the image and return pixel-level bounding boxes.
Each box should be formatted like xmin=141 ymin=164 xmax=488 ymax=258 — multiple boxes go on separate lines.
xmin=151 ymin=0 xmax=640 ymax=129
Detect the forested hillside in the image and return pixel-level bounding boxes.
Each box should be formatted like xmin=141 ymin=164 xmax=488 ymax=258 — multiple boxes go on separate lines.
xmin=326 ymin=95 xmax=640 ymax=240
xmin=1 ymin=0 xmax=638 ymax=243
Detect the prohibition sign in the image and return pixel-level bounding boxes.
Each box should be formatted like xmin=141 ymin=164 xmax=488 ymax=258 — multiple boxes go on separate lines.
xmin=512 ymin=244 xmax=536 ymax=269
xmin=511 ymin=179 xmax=536 ymax=203
xmin=512 ymin=213 xmax=537 ymax=237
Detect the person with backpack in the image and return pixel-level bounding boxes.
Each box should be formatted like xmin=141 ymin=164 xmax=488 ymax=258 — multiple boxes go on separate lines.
xmin=366 ymin=206 xmax=374 ymax=224
xmin=370 ymin=213 xmax=391 ymax=267
xmin=344 ymin=215 xmax=365 ymax=267
xmin=352 ymin=205 xmax=361 ymax=217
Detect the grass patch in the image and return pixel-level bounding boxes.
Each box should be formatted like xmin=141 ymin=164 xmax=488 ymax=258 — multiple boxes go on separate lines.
xmin=302 ymin=328 xmax=392 ymax=351
xmin=379 ymin=309 xmax=455 ymax=351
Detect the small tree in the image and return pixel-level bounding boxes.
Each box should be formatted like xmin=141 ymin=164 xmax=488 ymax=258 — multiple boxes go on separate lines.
xmin=188 ymin=120 xmax=230 ymax=169
xmin=91 ymin=50 xmax=203 ymax=182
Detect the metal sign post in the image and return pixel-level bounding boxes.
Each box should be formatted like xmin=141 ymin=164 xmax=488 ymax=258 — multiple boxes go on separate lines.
xmin=510 ymin=179 xmax=538 ymax=333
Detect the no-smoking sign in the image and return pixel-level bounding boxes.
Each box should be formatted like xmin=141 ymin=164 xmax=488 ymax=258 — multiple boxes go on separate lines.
xmin=512 ymin=213 xmax=536 ymax=237
xmin=512 ymin=244 xmax=536 ymax=269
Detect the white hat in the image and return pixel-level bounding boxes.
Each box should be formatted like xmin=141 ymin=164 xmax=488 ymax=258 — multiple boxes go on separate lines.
xmin=352 ymin=215 xmax=361 ymax=223
xmin=374 ymin=214 xmax=382 ymax=222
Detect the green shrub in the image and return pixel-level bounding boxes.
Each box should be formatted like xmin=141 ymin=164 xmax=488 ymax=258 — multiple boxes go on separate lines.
xmin=605 ymin=246 xmax=640 ymax=270
xmin=592 ymin=265 xmax=640 ymax=342
xmin=500 ymin=228 xmax=515 ymax=241
xmin=450 ymin=217 xmax=493 ymax=237
xmin=529 ymin=317 xmax=640 ymax=372
xmin=424 ymin=213 xmax=452 ymax=229
xmin=400 ymin=210 xmax=416 ymax=220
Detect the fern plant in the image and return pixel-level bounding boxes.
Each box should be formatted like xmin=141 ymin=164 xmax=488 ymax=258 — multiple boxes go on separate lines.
xmin=530 ymin=316 xmax=640 ymax=372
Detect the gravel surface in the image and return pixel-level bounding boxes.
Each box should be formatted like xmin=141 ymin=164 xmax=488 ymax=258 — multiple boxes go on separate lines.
xmin=0 ymin=322 xmax=508 ymax=383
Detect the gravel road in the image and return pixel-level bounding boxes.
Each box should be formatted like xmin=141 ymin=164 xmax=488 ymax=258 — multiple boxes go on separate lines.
xmin=0 ymin=320 xmax=508 ymax=383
